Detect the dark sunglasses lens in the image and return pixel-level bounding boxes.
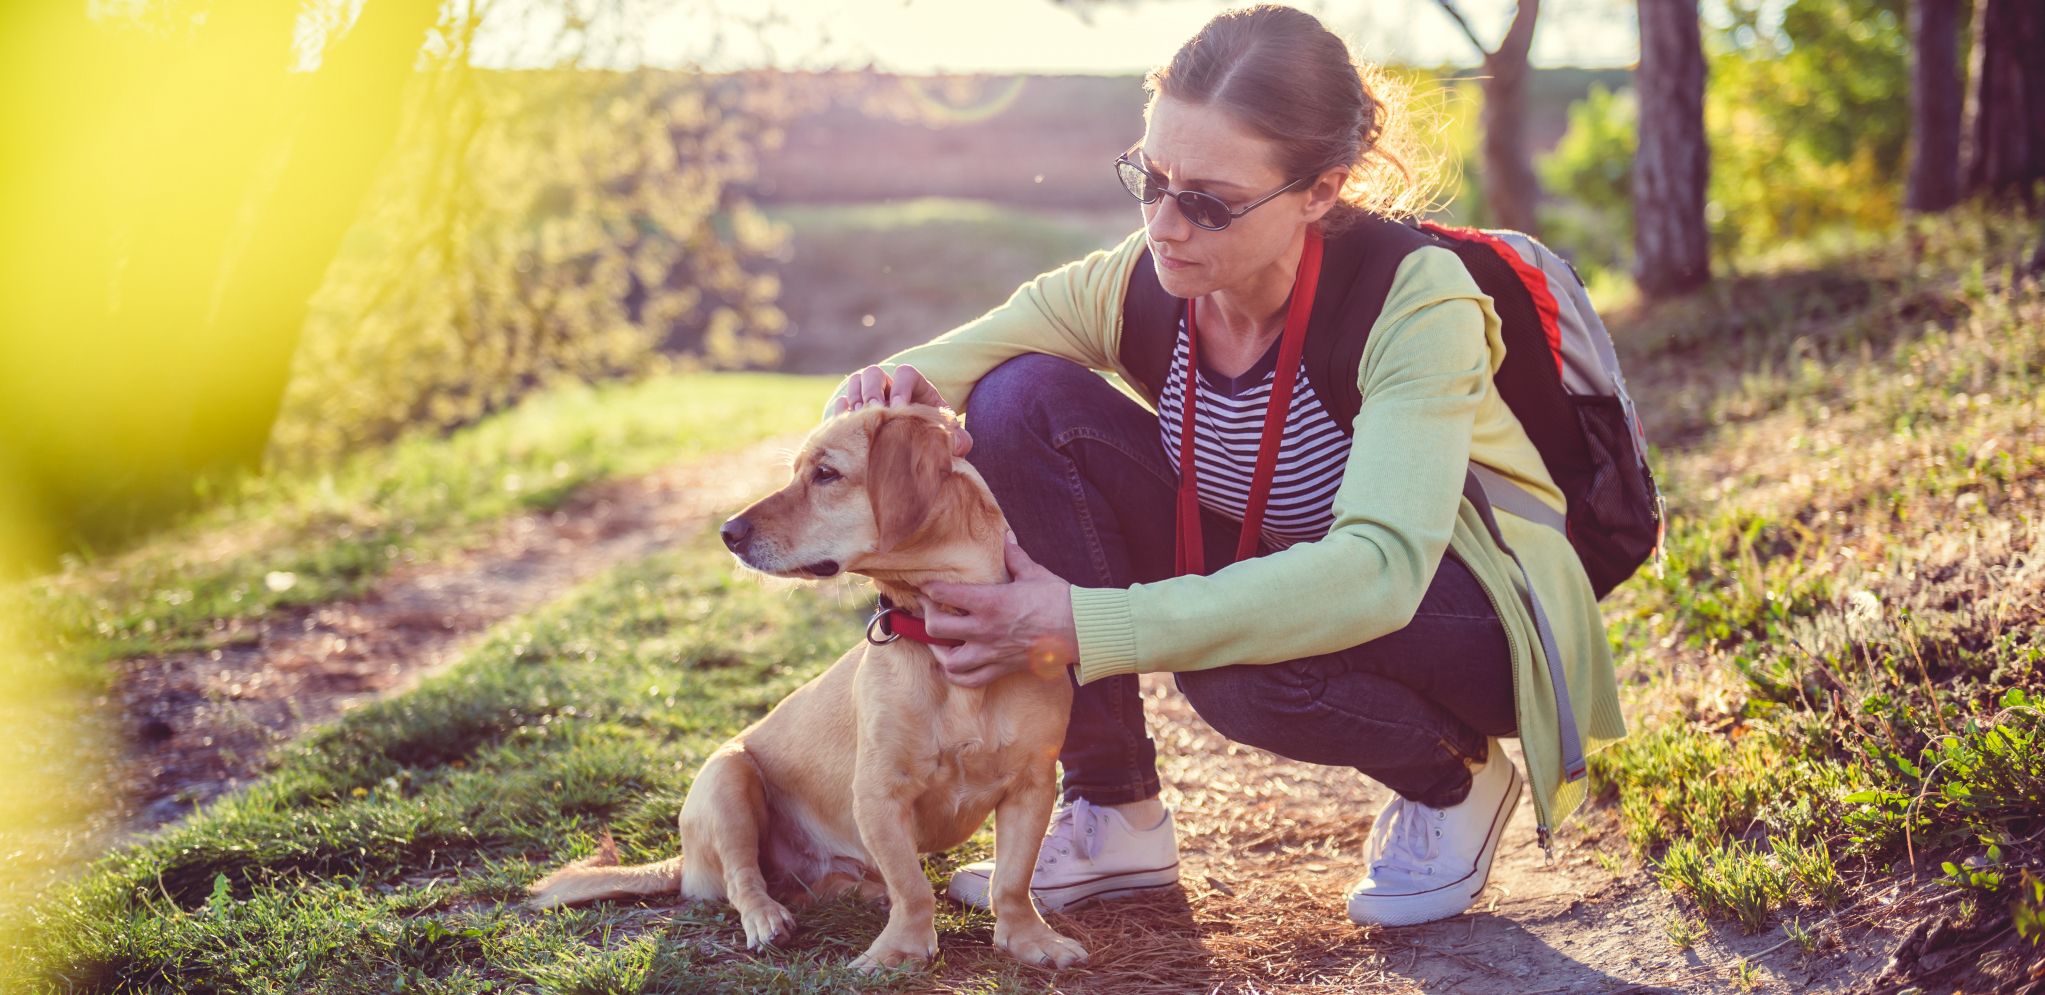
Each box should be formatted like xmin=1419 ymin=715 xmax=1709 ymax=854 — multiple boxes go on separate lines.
xmin=1116 ymin=160 xmax=1161 ymax=203
xmin=1177 ymin=192 xmax=1233 ymax=230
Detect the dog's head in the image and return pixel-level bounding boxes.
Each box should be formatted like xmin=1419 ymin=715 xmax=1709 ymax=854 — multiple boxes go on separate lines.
xmin=720 ymin=405 xmax=1006 ymax=587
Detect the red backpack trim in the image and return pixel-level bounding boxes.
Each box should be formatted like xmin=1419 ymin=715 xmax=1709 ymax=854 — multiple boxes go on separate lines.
xmin=1419 ymin=222 xmax=1565 ymax=380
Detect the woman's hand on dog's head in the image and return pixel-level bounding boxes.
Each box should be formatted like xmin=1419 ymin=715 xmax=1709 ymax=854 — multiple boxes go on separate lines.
xmin=830 ymin=364 xmax=972 ymax=456
xmin=920 ymin=534 xmax=1078 ymax=689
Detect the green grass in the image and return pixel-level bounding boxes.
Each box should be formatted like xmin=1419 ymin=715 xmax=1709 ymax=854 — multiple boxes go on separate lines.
xmin=10 ymin=206 xmax=2045 ymax=986
xmin=6 ymin=529 xmax=1042 ymax=993
xmin=6 ymin=372 xmax=834 ymax=678
xmin=1592 ymin=207 xmax=2045 ymax=935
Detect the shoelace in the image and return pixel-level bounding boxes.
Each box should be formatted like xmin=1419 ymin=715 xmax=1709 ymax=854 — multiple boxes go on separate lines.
xmin=1366 ymin=795 xmax=1444 ymax=877
xmin=1034 ymin=798 xmax=1107 ymax=874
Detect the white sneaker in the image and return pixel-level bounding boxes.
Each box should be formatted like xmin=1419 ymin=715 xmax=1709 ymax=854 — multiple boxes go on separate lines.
xmin=1347 ymin=742 xmax=1522 ymax=927
xmin=947 ymin=798 xmax=1181 ymax=913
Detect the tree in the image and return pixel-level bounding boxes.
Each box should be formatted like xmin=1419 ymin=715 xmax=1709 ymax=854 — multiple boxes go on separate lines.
xmin=1960 ymin=0 xmax=2045 ymax=201
xmin=0 ymin=0 xmax=438 ymax=555
xmin=1908 ymin=0 xmax=1965 ymax=211
xmin=1633 ymin=0 xmax=1711 ymax=298
xmin=1434 ymin=0 xmax=1545 ymax=235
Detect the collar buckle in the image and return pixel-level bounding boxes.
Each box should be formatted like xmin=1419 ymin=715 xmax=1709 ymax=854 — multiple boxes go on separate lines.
xmin=866 ymin=606 xmax=904 ymax=645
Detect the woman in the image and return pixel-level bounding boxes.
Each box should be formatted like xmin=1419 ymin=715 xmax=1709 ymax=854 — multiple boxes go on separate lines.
xmin=826 ymin=4 xmax=1625 ymax=928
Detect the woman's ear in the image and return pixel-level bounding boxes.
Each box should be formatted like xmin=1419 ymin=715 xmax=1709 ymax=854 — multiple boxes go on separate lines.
xmin=867 ymin=411 xmax=955 ymax=552
xmin=1302 ymin=166 xmax=1349 ymax=222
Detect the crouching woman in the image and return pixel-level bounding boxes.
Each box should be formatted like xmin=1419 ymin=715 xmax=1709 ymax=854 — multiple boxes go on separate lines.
xmin=828 ymin=3 xmax=1627 ymax=927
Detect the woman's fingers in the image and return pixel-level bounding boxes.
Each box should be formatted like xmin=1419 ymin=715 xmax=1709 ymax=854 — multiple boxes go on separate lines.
xmin=888 ymin=366 xmax=949 ymax=409
xmin=920 ymin=581 xmax=992 ymax=616
xmin=852 ymin=365 xmax=892 ymax=407
xmin=930 ymin=642 xmax=1007 ymax=688
xmin=1001 ymin=532 xmax=1049 ymax=580
xmin=885 ymin=366 xmax=925 ymax=408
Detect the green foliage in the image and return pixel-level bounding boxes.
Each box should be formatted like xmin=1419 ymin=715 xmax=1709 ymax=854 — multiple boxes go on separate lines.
xmin=275 ymin=66 xmax=810 ymax=465
xmin=2014 ymin=870 xmax=2045 ymax=944
xmin=1591 ymin=210 xmax=2044 ymax=935
xmin=1537 ymin=0 xmax=1913 ymax=272
xmin=1841 ymin=693 xmax=2045 ymax=853
xmin=1772 ymin=837 xmax=1844 ymax=909
xmin=1655 ymin=838 xmax=1793 ymax=933
xmin=1537 ymin=83 xmax=1636 ymax=277
xmin=1707 ymin=0 xmax=1912 ymax=259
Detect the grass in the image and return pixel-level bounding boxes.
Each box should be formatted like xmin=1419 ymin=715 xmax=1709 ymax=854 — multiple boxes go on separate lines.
xmin=1593 ymin=206 xmax=2045 ymax=936
xmin=6 ymin=530 xmax=1039 ymax=993
xmin=7 ymin=206 xmax=2045 ymax=989
xmin=5 ymin=372 xmax=832 ymax=678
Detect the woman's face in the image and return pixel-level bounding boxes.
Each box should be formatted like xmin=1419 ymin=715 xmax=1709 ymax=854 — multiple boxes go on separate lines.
xmin=1136 ymin=95 xmax=1333 ymax=300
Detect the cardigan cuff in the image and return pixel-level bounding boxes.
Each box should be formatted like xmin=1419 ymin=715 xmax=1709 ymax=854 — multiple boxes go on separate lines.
xmin=1072 ymin=586 xmax=1139 ymax=684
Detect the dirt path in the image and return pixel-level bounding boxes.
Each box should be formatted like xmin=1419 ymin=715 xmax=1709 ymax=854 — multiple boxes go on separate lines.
xmin=104 ymin=435 xmax=803 ymax=836
xmin=97 ymin=439 xmax=1923 ymax=993
xmin=1030 ymin=679 xmax=1918 ymax=994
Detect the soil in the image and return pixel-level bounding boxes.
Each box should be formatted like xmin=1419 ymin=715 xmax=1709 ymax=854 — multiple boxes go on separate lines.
xmin=89 ymin=439 xmax=2008 ymax=994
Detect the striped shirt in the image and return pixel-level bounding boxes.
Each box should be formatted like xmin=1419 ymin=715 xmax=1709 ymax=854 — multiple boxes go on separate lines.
xmin=1157 ymin=317 xmax=1352 ymax=550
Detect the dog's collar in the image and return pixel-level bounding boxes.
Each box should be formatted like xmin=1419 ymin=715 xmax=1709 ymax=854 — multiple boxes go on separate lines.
xmin=867 ymin=596 xmax=964 ymax=648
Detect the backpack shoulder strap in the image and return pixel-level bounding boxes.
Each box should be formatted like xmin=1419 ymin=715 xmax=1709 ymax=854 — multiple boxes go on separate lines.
xmin=1120 ymin=216 xmax=1434 ymax=422
xmin=1117 ymin=246 xmax=1182 ymax=404
xmin=1302 ymin=215 xmax=1438 ymax=434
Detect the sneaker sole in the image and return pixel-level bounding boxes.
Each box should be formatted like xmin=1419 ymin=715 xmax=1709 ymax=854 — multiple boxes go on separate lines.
xmin=948 ymin=863 xmax=1182 ymax=914
xmin=1347 ymin=764 xmax=1523 ymax=928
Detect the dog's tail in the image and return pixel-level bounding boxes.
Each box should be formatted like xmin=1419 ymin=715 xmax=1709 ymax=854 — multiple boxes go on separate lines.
xmin=527 ymin=834 xmax=684 ymax=909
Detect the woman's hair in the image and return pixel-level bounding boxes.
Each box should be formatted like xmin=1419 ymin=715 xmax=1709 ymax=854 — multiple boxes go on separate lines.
xmin=1145 ymin=4 xmax=1442 ymax=222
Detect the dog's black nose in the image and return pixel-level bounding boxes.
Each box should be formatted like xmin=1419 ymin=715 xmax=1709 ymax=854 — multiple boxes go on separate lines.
xmin=720 ymin=516 xmax=753 ymax=552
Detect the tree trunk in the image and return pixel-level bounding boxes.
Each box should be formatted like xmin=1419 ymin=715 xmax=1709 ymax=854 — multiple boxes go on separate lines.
xmin=1481 ymin=0 xmax=1543 ymax=235
xmin=1908 ymin=0 xmax=1965 ymax=211
xmin=1633 ymin=0 xmax=1710 ymax=299
xmin=184 ymin=0 xmax=443 ymax=473
xmin=1960 ymin=0 xmax=2045 ymax=201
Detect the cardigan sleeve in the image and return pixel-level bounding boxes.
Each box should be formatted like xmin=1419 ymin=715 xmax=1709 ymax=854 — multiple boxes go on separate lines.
xmin=1072 ymin=246 xmax=1504 ymax=683
xmin=822 ymin=230 xmax=1148 ymax=417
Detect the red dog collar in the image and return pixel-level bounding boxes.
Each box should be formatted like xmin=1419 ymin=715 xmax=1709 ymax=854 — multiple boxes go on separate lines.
xmin=867 ymin=603 xmax=964 ymax=648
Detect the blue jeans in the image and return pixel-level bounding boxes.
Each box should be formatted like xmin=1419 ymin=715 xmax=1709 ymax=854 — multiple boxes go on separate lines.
xmin=964 ymin=355 xmax=1517 ymax=810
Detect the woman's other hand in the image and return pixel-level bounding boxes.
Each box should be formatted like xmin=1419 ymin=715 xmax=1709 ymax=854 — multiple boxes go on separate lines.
xmin=829 ymin=364 xmax=972 ymax=455
xmin=920 ymin=534 xmax=1078 ymax=689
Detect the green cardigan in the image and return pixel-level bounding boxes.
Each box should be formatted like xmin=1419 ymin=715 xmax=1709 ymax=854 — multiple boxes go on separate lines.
xmin=830 ymin=230 xmax=1627 ymax=842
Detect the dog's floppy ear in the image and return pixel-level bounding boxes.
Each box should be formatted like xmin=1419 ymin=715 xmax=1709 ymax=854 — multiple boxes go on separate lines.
xmin=867 ymin=411 xmax=953 ymax=552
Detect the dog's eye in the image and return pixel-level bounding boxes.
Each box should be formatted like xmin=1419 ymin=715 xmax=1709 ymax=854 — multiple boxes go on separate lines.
xmin=812 ymin=465 xmax=841 ymax=484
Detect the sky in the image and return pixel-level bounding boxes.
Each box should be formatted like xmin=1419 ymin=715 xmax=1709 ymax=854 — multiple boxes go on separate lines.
xmin=474 ymin=0 xmax=1640 ymax=74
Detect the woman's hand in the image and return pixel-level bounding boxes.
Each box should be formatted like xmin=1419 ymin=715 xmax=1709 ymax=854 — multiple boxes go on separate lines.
xmin=920 ymin=534 xmax=1078 ymax=689
xmin=829 ymin=364 xmax=971 ymax=455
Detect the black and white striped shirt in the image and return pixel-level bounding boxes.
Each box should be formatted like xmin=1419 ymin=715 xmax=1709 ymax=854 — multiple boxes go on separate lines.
xmin=1158 ymin=317 xmax=1352 ymax=550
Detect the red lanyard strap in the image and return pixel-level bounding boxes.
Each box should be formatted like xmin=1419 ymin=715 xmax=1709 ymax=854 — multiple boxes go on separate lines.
xmin=1175 ymin=228 xmax=1324 ymax=575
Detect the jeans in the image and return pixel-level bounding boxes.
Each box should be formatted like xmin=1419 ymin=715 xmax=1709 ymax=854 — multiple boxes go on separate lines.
xmin=963 ymin=354 xmax=1517 ymax=810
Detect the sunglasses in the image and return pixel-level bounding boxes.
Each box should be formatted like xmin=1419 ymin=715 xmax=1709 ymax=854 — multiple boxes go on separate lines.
xmin=1115 ymin=145 xmax=1310 ymax=231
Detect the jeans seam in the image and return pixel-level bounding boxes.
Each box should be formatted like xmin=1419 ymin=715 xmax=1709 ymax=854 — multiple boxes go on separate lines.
xmin=1051 ymin=426 xmax=1180 ymax=490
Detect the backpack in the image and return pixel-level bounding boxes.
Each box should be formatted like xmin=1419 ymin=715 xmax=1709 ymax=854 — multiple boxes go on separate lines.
xmin=1117 ymin=214 xmax=1663 ymax=600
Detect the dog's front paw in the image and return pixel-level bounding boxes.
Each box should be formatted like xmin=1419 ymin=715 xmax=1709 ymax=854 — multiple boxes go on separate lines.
xmin=740 ymin=900 xmax=796 ymax=949
xmin=848 ymin=927 xmax=938 ymax=974
xmin=994 ymin=924 xmax=1089 ymax=970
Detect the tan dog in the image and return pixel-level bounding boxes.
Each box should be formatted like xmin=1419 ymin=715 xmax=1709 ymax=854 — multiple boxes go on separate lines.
xmin=527 ymin=404 xmax=1087 ymax=973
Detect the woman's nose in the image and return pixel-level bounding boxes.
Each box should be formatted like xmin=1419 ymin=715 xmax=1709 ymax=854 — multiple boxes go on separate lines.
xmin=1144 ymin=196 xmax=1192 ymax=243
